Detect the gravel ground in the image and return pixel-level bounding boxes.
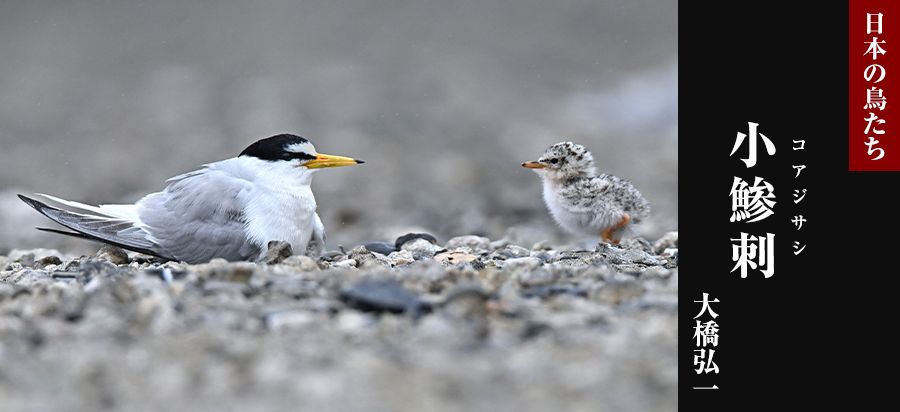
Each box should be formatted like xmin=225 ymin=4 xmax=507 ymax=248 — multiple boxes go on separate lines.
xmin=0 ymin=232 xmax=677 ymax=412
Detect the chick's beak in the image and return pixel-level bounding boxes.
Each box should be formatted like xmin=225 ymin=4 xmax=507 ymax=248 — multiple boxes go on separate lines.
xmin=302 ymin=153 xmax=365 ymax=169
xmin=522 ymin=161 xmax=549 ymax=169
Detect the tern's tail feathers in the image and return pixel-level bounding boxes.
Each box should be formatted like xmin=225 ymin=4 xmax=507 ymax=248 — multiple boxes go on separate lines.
xmin=36 ymin=193 xmax=140 ymax=221
xmin=18 ymin=194 xmax=170 ymax=259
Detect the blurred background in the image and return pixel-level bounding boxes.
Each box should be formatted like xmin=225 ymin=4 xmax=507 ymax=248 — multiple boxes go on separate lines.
xmin=0 ymin=0 xmax=677 ymax=256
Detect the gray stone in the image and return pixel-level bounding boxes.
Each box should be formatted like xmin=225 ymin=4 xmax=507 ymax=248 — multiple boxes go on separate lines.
xmin=37 ymin=255 xmax=63 ymax=267
xmin=399 ymin=238 xmax=441 ymax=257
xmin=363 ymin=241 xmax=396 ymax=255
xmin=340 ymin=279 xmax=424 ymax=314
xmin=260 ymin=240 xmax=293 ymax=265
xmin=591 ymin=279 xmax=646 ymax=305
xmin=652 ymin=231 xmax=679 ymax=254
xmin=280 ymin=255 xmax=320 ymax=271
xmin=95 ymin=245 xmax=130 ymax=265
xmin=444 ymin=235 xmax=491 ymax=251
xmin=394 ymin=233 xmax=437 ymax=250
xmin=348 ymin=245 xmax=392 ymax=267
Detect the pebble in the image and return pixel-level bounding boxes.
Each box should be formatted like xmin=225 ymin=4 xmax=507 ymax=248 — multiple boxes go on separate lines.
xmin=652 ymin=231 xmax=679 ymax=254
xmin=340 ymin=279 xmax=424 ymax=314
xmin=399 ymin=238 xmax=441 ymax=257
xmin=260 ymin=240 xmax=293 ymax=264
xmin=96 ymin=244 xmax=131 ymax=265
xmin=394 ymin=233 xmax=437 ymax=250
xmin=363 ymin=241 xmax=396 ymax=255
xmin=591 ymin=279 xmax=646 ymax=305
xmin=36 ymin=255 xmax=63 ymax=267
xmin=280 ymin=255 xmax=321 ymax=271
xmin=433 ymin=251 xmax=479 ymax=265
xmin=444 ymin=235 xmax=491 ymax=252
xmin=348 ymin=245 xmax=392 ymax=267
xmin=387 ymin=250 xmax=415 ymax=266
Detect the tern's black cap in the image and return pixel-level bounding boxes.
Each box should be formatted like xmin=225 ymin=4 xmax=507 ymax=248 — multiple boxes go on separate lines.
xmin=239 ymin=134 xmax=316 ymax=161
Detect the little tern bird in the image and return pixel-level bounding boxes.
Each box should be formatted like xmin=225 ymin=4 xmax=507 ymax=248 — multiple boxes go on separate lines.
xmin=18 ymin=134 xmax=364 ymax=264
xmin=522 ymin=142 xmax=649 ymax=244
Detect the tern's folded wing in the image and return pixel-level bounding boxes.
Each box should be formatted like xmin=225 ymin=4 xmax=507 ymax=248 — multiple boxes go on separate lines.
xmin=136 ymin=167 xmax=261 ymax=264
xmin=18 ymin=194 xmax=169 ymax=259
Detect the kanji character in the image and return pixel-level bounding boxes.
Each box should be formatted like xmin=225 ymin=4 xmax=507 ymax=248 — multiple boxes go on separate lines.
xmin=694 ymin=320 xmax=720 ymax=347
xmin=730 ymin=122 xmax=776 ymax=168
xmin=730 ymin=232 xmax=775 ymax=278
xmin=865 ymin=87 xmax=887 ymax=110
xmin=868 ymin=13 xmax=883 ymax=34
xmin=865 ymin=37 xmax=887 ymax=60
xmin=693 ymin=293 xmax=720 ymax=319
xmin=694 ymin=349 xmax=720 ymax=374
xmin=730 ymin=176 xmax=776 ymax=223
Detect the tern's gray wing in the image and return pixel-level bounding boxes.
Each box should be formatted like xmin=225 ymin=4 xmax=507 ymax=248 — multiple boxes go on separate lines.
xmin=17 ymin=194 xmax=171 ymax=259
xmin=136 ymin=168 xmax=261 ymax=264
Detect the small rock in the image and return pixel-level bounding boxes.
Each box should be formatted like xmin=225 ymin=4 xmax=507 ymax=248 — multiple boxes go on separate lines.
xmin=501 ymin=257 xmax=543 ymax=270
xmin=348 ymin=245 xmax=392 ymax=267
xmin=194 ymin=259 xmax=256 ymax=283
xmin=333 ymin=259 xmax=358 ymax=269
xmin=1 ymin=269 xmax=54 ymax=286
xmin=552 ymin=250 xmax=606 ymax=267
xmin=444 ymin=235 xmax=491 ymax=251
xmin=37 ymin=255 xmax=63 ymax=267
xmin=76 ymin=260 xmax=122 ymax=284
xmin=260 ymin=240 xmax=293 ymax=265
xmin=521 ymin=283 xmax=590 ymax=299
xmin=592 ymin=279 xmax=645 ymax=304
xmin=394 ymin=233 xmax=437 ymax=250
xmin=387 ymin=250 xmax=415 ymax=266
xmin=15 ymin=253 xmax=36 ymax=267
xmin=202 ymin=280 xmax=251 ymax=296
xmin=652 ymin=231 xmax=679 ymax=255
xmin=400 ymin=238 xmax=442 ymax=257
xmin=434 ymin=251 xmax=479 ymax=266
xmin=595 ymin=243 xmax=661 ymax=267
xmin=534 ymin=252 xmax=553 ymax=263
xmin=516 ymin=268 xmax=556 ymax=287
xmin=441 ymin=285 xmax=490 ymax=320
xmin=96 ymin=245 xmax=130 ymax=265
xmin=266 ymin=310 xmax=320 ymax=331
xmin=363 ymin=242 xmax=396 ymax=255
xmin=280 ymin=255 xmax=320 ymax=271
xmin=504 ymin=245 xmax=531 ymax=258
xmin=340 ymin=279 xmax=423 ymax=314
xmin=618 ymin=237 xmax=654 ymax=255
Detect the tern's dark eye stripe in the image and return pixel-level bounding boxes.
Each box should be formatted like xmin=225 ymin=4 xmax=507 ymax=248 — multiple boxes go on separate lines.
xmin=283 ymin=152 xmax=317 ymax=161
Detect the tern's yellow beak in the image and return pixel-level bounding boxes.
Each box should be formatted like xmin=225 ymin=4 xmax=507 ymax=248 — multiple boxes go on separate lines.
xmin=302 ymin=153 xmax=365 ymax=169
xmin=522 ymin=161 xmax=549 ymax=169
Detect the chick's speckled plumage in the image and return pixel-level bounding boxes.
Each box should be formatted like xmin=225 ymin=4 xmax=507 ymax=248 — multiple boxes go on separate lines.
xmin=523 ymin=142 xmax=650 ymax=243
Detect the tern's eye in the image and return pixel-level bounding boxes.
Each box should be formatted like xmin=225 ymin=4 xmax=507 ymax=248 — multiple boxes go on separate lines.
xmin=281 ymin=152 xmax=294 ymax=160
xmin=550 ymin=158 xmax=559 ymax=164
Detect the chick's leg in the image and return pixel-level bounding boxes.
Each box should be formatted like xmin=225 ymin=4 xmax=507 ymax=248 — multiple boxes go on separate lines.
xmin=601 ymin=214 xmax=630 ymax=244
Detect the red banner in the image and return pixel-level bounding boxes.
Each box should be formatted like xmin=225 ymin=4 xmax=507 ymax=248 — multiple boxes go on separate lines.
xmin=851 ymin=2 xmax=900 ymax=170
